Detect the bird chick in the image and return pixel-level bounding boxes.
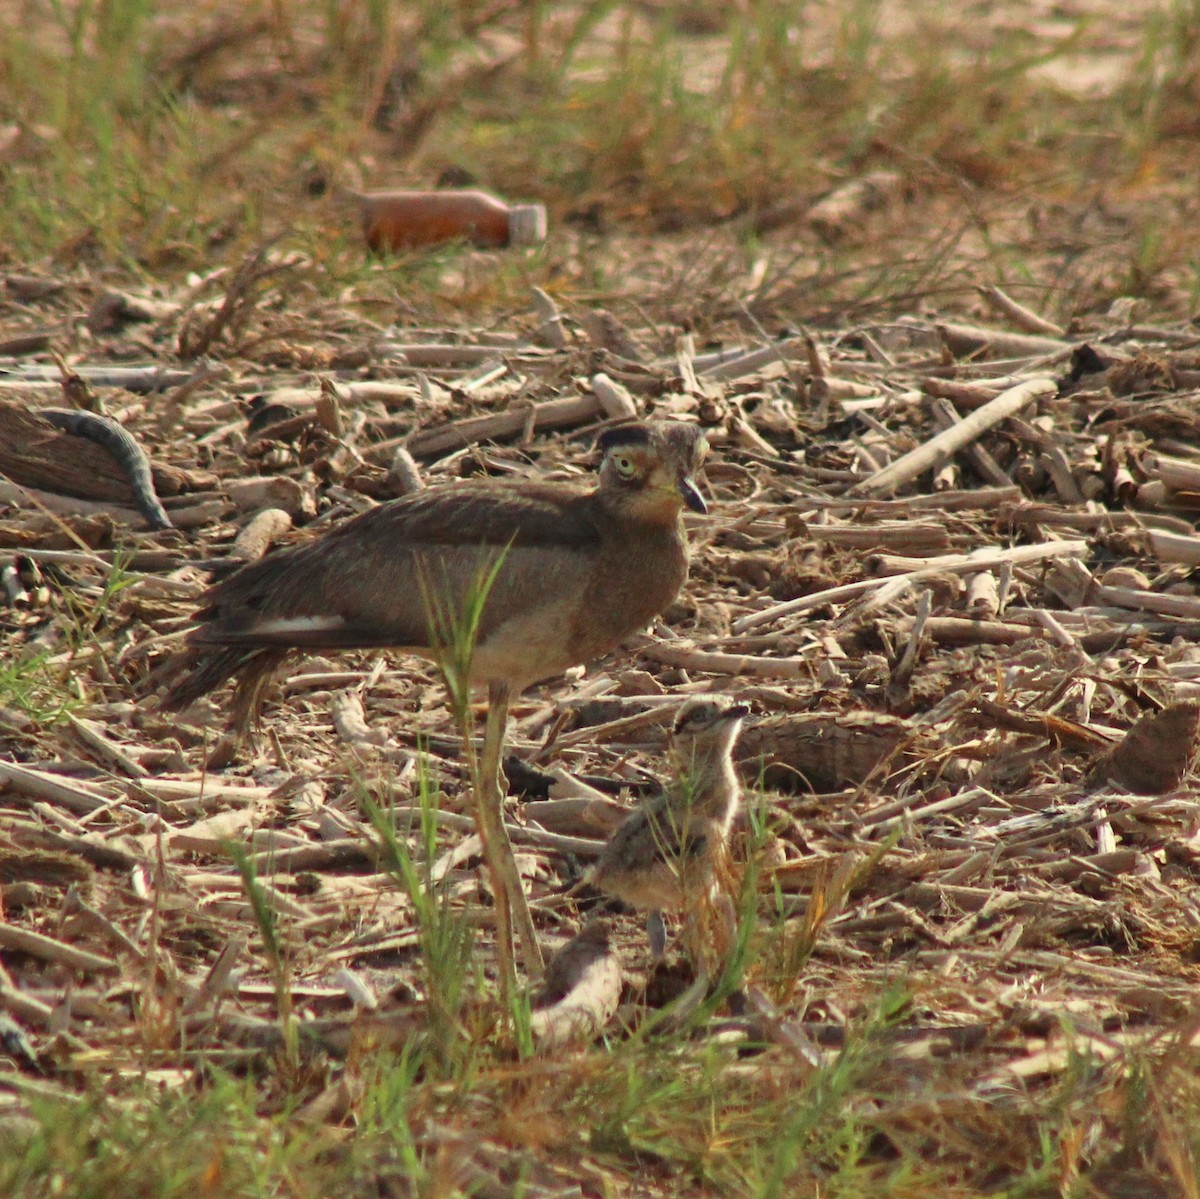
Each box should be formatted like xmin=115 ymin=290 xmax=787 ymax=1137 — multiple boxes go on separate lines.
xmin=589 ymin=695 xmax=749 ymax=957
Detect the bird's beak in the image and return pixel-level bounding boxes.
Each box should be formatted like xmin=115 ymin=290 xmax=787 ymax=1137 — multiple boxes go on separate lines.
xmin=677 ymin=474 xmax=707 ymax=514
xmin=723 ymin=703 xmax=751 ymax=722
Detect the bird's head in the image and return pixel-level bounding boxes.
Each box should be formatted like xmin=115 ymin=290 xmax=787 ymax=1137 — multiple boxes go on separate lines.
xmin=669 ymin=694 xmax=750 ymax=769
xmin=596 ymin=421 xmax=709 ymax=522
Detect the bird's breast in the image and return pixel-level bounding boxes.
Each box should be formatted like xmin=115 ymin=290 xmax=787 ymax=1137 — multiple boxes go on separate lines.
xmin=463 ymin=519 xmax=688 ymax=691
xmin=568 ymin=523 xmax=688 ymax=664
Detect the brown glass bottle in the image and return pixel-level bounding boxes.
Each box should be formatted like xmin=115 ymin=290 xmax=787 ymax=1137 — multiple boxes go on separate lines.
xmin=359 ymin=189 xmax=547 ymax=253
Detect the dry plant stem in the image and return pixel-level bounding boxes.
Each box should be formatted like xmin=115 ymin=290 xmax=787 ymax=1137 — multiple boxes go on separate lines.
xmin=733 ymin=539 xmax=1088 ymax=633
xmin=852 ymin=377 xmax=1056 ymax=496
xmin=378 ymin=342 xmax=524 ymax=366
xmin=932 ymin=457 xmax=958 ymax=491
xmin=330 ymin=690 xmax=390 ymax=752
xmin=0 ymin=479 xmax=147 ymax=526
xmin=935 ymin=947 xmax=1198 ymax=999
xmin=433 ymin=811 xmax=603 ymax=858
xmin=1145 ymin=530 xmax=1200 ymax=567
xmin=860 ymin=787 xmax=991 ymax=833
xmin=183 ymin=938 xmax=245 ymax=1015
xmin=0 ymin=760 xmax=109 ymax=813
xmin=805 ymin=521 xmax=952 ymax=553
xmin=810 ymin=485 xmax=1023 ymax=514
xmin=388 ymin=393 xmax=604 ymax=459
xmin=1035 ymin=608 xmax=1079 ymax=649
xmin=694 ymin=337 xmax=805 ymax=380
xmin=933 ymin=322 xmax=1070 ymax=359
xmin=590 ymin=373 xmax=638 ymax=420
xmin=1041 ymin=446 xmax=1085 ymax=505
xmin=893 ymin=589 xmax=931 ymax=685
xmin=550 ymin=704 xmax=671 ymax=749
xmin=640 ymin=642 xmax=811 ymax=679
xmin=1132 ymin=451 xmax=1200 ymax=492
xmin=65 ymin=713 xmax=148 ymax=779
xmin=729 ymin=411 xmax=781 ymax=458
xmin=0 ymin=923 xmax=118 ymax=974
xmin=530 ymin=287 xmax=567 ymax=349
xmin=0 ymin=364 xmax=196 ymax=391
xmin=1003 ymin=502 xmax=1194 ymax=536
xmin=906 ymin=613 xmax=1193 ymax=651
xmin=965 ymin=571 xmax=1000 ymax=617
xmin=868 ymin=540 xmax=1089 ymax=576
xmin=929 ymin=397 xmax=1013 ymax=487
xmin=0 ymin=980 xmax=54 ymax=1026
xmin=64 ymin=892 xmax=148 ymax=961
xmin=1094 ymin=585 xmax=1200 ymax=621
xmin=0 ymin=547 xmax=117 ymax=569
xmin=977 ymin=285 xmax=1066 ymax=337
xmin=231 ymin=508 xmax=292 ymax=562
xmin=1144 ymin=453 xmax=1200 ymax=492
xmin=478 ymin=681 xmax=545 ymax=981
xmin=921 ymin=377 xmax=1015 ymax=407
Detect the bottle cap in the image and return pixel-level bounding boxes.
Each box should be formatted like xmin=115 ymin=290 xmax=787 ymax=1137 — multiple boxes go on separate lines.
xmin=508 ymin=204 xmax=547 ymax=246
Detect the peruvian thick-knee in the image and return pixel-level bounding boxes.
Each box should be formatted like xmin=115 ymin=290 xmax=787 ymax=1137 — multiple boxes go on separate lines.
xmin=159 ymin=420 xmax=709 ymax=730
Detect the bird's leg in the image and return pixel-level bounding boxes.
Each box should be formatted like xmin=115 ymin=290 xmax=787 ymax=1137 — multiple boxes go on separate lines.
xmin=647 ymin=910 xmax=668 ymax=960
xmin=680 ymin=891 xmax=739 ymax=981
xmin=472 ymin=684 xmax=514 ymax=1002
xmin=713 ymin=892 xmax=738 ymax=964
xmin=477 ymin=681 xmax=545 ymax=983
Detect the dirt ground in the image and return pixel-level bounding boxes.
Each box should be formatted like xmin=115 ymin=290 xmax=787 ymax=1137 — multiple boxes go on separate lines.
xmin=5 ymin=2 xmax=1200 ymax=1193
xmin=5 ymin=245 xmax=1200 ymax=1184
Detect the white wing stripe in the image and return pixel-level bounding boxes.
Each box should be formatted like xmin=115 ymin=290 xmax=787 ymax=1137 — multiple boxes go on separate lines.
xmin=250 ymin=615 xmax=348 ymax=636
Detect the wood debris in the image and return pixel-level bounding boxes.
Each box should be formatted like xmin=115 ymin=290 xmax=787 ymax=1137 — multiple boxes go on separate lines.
xmin=4 ymin=288 xmax=1200 ymax=1148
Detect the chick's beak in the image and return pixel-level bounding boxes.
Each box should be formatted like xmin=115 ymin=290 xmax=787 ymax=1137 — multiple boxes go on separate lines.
xmin=677 ymin=474 xmax=707 ymax=514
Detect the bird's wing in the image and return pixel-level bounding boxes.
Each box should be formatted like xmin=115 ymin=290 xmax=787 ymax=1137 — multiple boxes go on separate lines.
xmin=599 ymin=801 xmax=709 ymax=875
xmin=190 ymin=482 xmax=602 ymax=650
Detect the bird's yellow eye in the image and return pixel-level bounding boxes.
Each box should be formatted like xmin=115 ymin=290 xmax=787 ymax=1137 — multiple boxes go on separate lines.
xmin=612 ymin=453 xmax=636 ymax=478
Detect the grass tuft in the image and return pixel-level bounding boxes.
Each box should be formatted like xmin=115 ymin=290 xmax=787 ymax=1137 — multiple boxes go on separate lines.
xmin=0 ymin=649 xmax=81 ymax=725
xmin=363 ymin=762 xmax=480 ymax=1072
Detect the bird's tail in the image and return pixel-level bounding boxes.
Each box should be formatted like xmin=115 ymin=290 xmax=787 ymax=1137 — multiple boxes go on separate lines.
xmin=157 ymin=645 xmax=288 ymax=735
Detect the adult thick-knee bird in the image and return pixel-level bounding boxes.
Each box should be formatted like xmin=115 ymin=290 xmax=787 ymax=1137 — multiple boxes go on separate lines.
xmin=590 ymin=694 xmax=749 ymax=960
xmin=158 ymin=419 xmax=709 ymax=981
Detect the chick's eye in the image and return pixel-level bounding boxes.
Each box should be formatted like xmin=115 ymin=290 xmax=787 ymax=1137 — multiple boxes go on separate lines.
xmin=613 ymin=454 xmax=636 ymax=477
